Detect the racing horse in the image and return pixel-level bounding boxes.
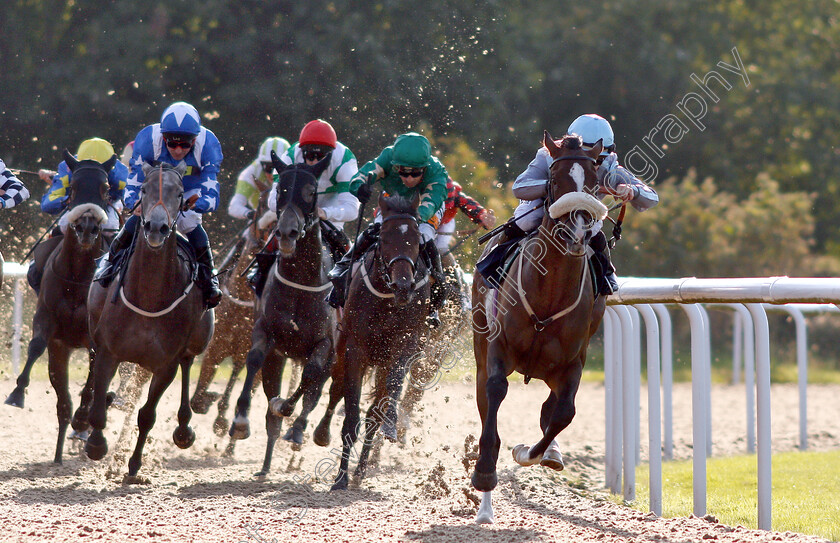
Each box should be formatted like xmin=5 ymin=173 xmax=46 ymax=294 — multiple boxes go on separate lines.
xmin=228 ymin=153 xmax=337 ymax=477
xmin=190 ymin=186 xmax=273 ymax=439
xmin=5 ymin=150 xmax=115 ymax=463
xmin=470 ymin=133 xmax=608 ymax=523
xmin=327 ymin=192 xmax=431 ymax=491
xmin=86 ymin=162 xmax=214 ymax=481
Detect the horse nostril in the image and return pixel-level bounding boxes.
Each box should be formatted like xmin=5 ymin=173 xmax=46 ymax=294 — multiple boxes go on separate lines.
xmin=143 ymin=222 xmax=152 ymax=233
xmin=159 ymin=225 xmax=169 ymax=236
xmin=288 ymin=229 xmax=299 ymax=239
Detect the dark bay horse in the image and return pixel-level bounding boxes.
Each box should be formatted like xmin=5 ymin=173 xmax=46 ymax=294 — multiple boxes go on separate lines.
xmin=326 ymin=193 xmax=431 ymax=491
xmin=86 ymin=162 xmax=214 ymax=481
xmin=228 ymin=153 xmax=337 ymax=477
xmin=5 ymin=151 xmax=115 ymax=463
xmin=190 ymin=187 xmax=272 ymax=438
xmin=470 ymin=133 xmax=608 ymax=523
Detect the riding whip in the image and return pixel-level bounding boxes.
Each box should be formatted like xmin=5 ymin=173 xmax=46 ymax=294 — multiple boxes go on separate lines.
xmin=343 ymin=183 xmax=371 ymax=299
xmin=478 ymin=205 xmax=541 ymax=245
xmin=21 ymin=207 xmax=70 ymax=262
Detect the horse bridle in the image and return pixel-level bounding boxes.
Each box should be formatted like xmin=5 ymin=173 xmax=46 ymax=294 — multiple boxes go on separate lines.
xmin=543 ymin=154 xmax=600 ymax=252
xmin=141 ymin=164 xmax=185 ymax=240
xmin=275 ymin=167 xmax=318 ymax=240
xmin=376 ymin=212 xmax=426 ymax=290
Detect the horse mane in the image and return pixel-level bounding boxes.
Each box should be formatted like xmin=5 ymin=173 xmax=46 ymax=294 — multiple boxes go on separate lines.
xmin=381 ymin=194 xmax=418 ymax=218
xmin=559 ymin=134 xmax=583 ymax=150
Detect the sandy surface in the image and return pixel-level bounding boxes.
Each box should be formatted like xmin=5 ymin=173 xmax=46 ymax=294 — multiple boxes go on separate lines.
xmin=0 ymin=370 xmax=838 ymax=542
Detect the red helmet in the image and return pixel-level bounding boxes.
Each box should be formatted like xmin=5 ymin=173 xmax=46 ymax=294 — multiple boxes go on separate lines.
xmin=299 ymin=119 xmax=337 ymax=149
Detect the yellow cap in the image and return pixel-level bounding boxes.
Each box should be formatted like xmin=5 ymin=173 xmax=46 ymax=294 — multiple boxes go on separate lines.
xmin=77 ymin=138 xmax=116 ymax=164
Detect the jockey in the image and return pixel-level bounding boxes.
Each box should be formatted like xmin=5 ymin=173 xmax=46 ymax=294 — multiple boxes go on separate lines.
xmin=95 ymin=101 xmax=224 ymax=308
xmin=27 ymin=138 xmax=125 ymax=293
xmin=230 ymin=136 xmax=290 ymax=222
xmin=249 ymin=120 xmax=360 ymax=296
xmin=0 ymin=159 xmax=30 ymax=209
xmin=503 ymin=114 xmax=658 ymax=294
xmin=436 ymin=176 xmax=496 ymax=257
xmin=327 ymin=132 xmax=448 ymax=325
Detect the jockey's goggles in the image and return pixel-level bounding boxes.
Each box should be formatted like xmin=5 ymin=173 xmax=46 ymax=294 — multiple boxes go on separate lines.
xmin=396 ymin=167 xmax=425 ymax=178
xmin=164 ymin=136 xmax=195 ymax=150
xmin=301 ymin=145 xmax=330 ymax=162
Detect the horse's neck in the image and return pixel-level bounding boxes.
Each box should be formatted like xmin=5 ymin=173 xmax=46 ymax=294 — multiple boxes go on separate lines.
xmin=123 ymin=235 xmax=186 ymax=294
xmin=276 ymin=224 xmax=326 ymax=280
xmin=522 ymin=219 xmax=587 ymax=292
xmin=54 ymin=233 xmax=100 ymax=277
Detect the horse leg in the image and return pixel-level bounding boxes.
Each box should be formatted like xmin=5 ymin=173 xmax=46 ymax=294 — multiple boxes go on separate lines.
xmin=190 ymin=347 xmax=226 ymax=414
xmin=47 ymin=341 xmax=72 ymax=464
xmin=520 ymin=364 xmax=583 ymax=471
xmin=126 ymin=363 xmax=180 ymax=480
xmin=281 ymin=338 xmax=334 ymax=448
xmin=229 ymin=328 xmax=270 ymax=440
xmin=512 ymin=391 xmax=559 ymax=467
xmin=214 ymin=356 xmax=244 ymax=437
xmin=354 ymin=387 xmax=385 ymax=480
xmin=5 ymin=311 xmax=52 ymax=408
xmin=85 ymin=350 xmax=119 ymax=461
xmin=471 ymin=353 xmax=508 ymax=493
xmin=312 ymin=358 xmax=344 ymax=447
xmin=172 ymin=357 xmax=196 ymax=449
xmin=330 ymin=341 xmax=363 ymax=491
xmin=71 ymin=348 xmax=97 ymax=438
xmin=380 ymin=353 xmax=413 ymax=442
xmin=256 ymin=351 xmax=285 ymax=477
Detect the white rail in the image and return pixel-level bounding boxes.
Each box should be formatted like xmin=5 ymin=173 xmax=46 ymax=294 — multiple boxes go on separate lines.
xmin=2 ymin=262 xmax=28 ymax=374
xmin=605 ymin=276 xmax=840 ymax=531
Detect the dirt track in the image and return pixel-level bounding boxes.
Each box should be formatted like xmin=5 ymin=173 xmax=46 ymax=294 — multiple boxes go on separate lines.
xmin=0 ymin=373 xmax=837 ymax=542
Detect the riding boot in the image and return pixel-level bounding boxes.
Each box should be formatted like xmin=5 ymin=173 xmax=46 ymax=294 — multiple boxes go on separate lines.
xmin=327 ymin=222 xmax=380 ymax=308
xmin=93 ymin=218 xmax=135 ymax=286
xmin=589 ymin=231 xmax=618 ymax=296
xmin=195 ymin=246 xmax=223 ymax=309
xmin=27 ymin=234 xmax=64 ymax=294
xmin=422 ymin=240 xmax=446 ymax=328
xmin=248 ymin=252 xmax=277 ymax=298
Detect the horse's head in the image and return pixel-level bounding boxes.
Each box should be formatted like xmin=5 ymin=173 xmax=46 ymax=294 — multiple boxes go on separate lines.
xmin=62 ymin=149 xmax=114 ymax=248
xmin=543 ymin=132 xmax=607 ymax=252
xmin=139 ymin=162 xmax=186 ymax=248
xmin=271 ymin=150 xmax=329 ymax=257
xmin=378 ymin=192 xmax=422 ymax=306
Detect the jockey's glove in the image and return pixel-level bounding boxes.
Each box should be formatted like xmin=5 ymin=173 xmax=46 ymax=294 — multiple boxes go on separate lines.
xmin=356 ymin=181 xmax=373 ymax=204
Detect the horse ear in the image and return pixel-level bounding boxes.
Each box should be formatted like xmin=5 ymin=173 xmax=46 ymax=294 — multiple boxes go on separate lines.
xmin=543 ymin=131 xmax=559 ymax=155
xmin=584 ymin=140 xmax=603 ymax=160
xmin=174 ymin=162 xmax=187 ymax=177
xmin=64 ymin=149 xmax=79 ymax=172
xmin=270 ymin=150 xmax=286 ymax=175
xmin=378 ymin=191 xmax=388 ymax=212
xmin=102 ymin=154 xmax=118 ymax=173
xmin=142 ymin=162 xmax=156 ymax=177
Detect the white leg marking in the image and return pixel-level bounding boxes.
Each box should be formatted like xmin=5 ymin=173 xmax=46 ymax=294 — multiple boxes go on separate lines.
xmin=476 ymin=491 xmax=494 ymax=524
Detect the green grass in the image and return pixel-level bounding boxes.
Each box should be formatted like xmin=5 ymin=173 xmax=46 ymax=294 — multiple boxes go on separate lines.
xmin=630 ymin=450 xmax=840 ymax=541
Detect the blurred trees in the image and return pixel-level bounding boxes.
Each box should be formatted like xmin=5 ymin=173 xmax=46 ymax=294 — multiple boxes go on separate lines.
xmin=2 ymin=0 xmax=840 ymax=278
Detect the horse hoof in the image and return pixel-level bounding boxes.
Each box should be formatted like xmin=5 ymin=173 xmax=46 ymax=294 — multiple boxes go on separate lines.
xmin=282 ymin=427 xmax=304 ymax=447
xmin=228 ymin=421 xmax=250 ymax=440
xmin=476 ymin=511 xmax=495 ymax=525
xmin=512 ymin=444 xmax=541 ymax=467
xmin=381 ymin=422 xmax=398 ymax=443
xmin=471 ymin=469 xmax=498 ymax=492
xmin=105 ymin=391 xmax=116 ymax=408
xmin=85 ymin=436 xmax=108 ymax=461
xmin=71 ymin=414 xmax=90 ymax=433
xmin=190 ymin=391 xmax=220 ymax=415
xmin=213 ymin=416 xmax=229 ymax=437
xmin=5 ymin=389 xmax=25 ymax=408
xmin=540 ymin=449 xmax=565 ymax=471
xmin=312 ymin=424 xmax=330 ymax=447
xmin=173 ymin=426 xmax=196 ymax=449
xmin=122 ymin=474 xmax=151 ymax=485
xmin=330 ymin=478 xmax=348 ymax=491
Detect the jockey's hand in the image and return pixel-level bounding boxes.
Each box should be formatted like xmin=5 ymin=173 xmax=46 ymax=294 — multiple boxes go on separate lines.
xmin=356 ymin=182 xmax=373 ymax=204
xmin=182 ymin=194 xmax=199 ymax=211
xmin=38 ymin=169 xmax=57 ymax=183
xmin=317 ymin=207 xmax=327 ymax=220
xmin=246 ymin=209 xmax=255 ymax=221
xmin=609 ymin=183 xmax=637 ymax=202
xmin=478 ymin=209 xmax=497 ymax=230
xmin=595 ymin=152 xmax=618 ymax=186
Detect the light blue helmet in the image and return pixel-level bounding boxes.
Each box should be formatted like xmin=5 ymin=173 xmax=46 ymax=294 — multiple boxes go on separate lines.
xmin=160 ymin=102 xmax=201 ymax=136
xmin=567 ymin=114 xmax=614 ymax=156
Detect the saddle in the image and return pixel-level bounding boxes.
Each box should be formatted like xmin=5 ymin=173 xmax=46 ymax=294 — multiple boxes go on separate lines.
xmin=96 ymin=233 xmax=197 ymax=287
